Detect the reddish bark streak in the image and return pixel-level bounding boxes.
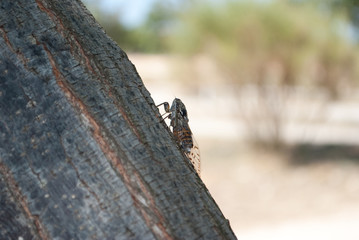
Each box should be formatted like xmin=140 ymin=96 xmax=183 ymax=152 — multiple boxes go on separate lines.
xmin=36 ymin=0 xmax=99 ymax=80
xmin=133 ymin=172 xmax=173 ymax=239
xmin=72 ymin=36 xmax=96 ymax=75
xmin=117 ymin=106 xmax=142 ymax=139
xmin=42 ymin=43 xmax=62 ymax=83
xmin=0 ymin=163 xmax=49 ymax=240
xmin=35 ymin=0 xmax=66 ymax=37
xmin=0 ymin=27 xmax=29 ymax=66
xmin=33 ymin=2 xmax=172 ymax=236
xmin=40 ymin=36 xmax=171 ymax=239
xmin=0 ymin=27 xmax=13 ymax=50
xmin=37 ymin=0 xmax=142 ymax=145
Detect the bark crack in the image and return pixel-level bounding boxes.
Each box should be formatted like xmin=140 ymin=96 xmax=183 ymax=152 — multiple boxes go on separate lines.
xmin=0 ymin=162 xmax=50 ymax=240
xmin=72 ymin=36 xmax=96 ymax=75
xmin=35 ymin=0 xmax=99 ymax=80
xmin=0 ymin=26 xmax=29 ymax=67
xmin=67 ymin=156 xmax=106 ymax=211
xmin=133 ymin=171 xmax=173 ymax=240
xmin=31 ymin=5 xmax=173 ymax=237
xmin=37 ymin=34 xmax=172 ymax=238
xmin=0 ymin=27 xmax=13 ymax=51
xmin=36 ymin=35 xmax=107 ymax=211
xmin=59 ymin=138 xmax=106 ymax=212
xmin=35 ymin=0 xmax=66 ymax=37
xmin=27 ymin=159 xmax=45 ymax=188
xmin=35 ymin=0 xmax=148 ymax=147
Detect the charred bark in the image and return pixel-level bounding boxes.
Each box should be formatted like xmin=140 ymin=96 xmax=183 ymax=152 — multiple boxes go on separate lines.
xmin=0 ymin=0 xmax=236 ymax=239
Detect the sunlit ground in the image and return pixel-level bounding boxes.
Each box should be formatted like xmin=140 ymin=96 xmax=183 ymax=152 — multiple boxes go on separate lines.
xmin=130 ymin=53 xmax=359 ymax=239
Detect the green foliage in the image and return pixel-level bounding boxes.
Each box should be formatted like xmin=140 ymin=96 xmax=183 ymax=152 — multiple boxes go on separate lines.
xmin=92 ymin=13 xmax=135 ymax=51
xmin=84 ymin=0 xmax=359 ymax=93
xmin=83 ymin=0 xmax=177 ymax=53
xmin=170 ymin=0 xmax=359 ymax=90
xmin=310 ymin=0 xmax=359 ymax=32
xmin=168 ymin=0 xmax=359 ymax=149
xmin=128 ymin=1 xmax=177 ymax=52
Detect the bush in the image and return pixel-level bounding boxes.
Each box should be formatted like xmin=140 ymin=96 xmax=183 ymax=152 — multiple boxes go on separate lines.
xmin=169 ymin=0 xmax=359 ymax=148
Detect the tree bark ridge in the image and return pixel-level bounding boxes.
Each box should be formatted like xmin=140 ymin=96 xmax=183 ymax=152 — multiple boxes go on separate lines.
xmin=0 ymin=0 xmax=236 ymax=239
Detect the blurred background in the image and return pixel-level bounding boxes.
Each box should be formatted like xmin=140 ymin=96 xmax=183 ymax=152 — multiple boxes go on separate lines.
xmin=83 ymin=0 xmax=359 ymax=239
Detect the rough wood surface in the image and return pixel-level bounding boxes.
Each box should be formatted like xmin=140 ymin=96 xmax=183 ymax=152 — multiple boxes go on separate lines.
xmin=0 ymin=0 xmax=236 ymax=239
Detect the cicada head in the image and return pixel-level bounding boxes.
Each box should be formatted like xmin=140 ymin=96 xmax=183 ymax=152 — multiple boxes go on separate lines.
xmin=170 ymin=98 xmax=189 ymax=129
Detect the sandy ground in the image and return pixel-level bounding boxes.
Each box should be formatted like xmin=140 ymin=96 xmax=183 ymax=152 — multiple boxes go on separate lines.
xmin=200 ymin=140 xmax=359 ymax=239
xmin=129 ymin=54 xmax=359 ymax=239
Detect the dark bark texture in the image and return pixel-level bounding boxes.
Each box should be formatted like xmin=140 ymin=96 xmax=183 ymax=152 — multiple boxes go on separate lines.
xmin=0 ymin=0 xmax=236 ymax=239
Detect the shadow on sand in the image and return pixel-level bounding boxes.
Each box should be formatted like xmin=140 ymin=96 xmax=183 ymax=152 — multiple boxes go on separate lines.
xmin=288 ymin=143 xmax=359 ymax=165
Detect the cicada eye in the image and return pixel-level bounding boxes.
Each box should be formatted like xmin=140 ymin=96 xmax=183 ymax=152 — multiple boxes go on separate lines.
xmin=180 ymin=109 xmax=187 ymax=117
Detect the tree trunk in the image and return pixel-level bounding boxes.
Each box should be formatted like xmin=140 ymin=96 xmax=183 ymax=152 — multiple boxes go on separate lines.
xmin=0 ymin=0 xmax=236 ymax=239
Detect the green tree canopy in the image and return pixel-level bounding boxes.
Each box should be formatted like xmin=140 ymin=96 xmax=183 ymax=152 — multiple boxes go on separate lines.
xmin=169 ymin=0 xmax=359 ymax=93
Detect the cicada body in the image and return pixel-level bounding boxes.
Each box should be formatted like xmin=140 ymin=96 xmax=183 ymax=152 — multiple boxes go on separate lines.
xmin=158 ymin=98 xmax=201 ymax=176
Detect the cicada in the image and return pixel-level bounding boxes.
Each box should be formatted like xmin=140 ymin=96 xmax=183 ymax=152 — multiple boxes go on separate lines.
xmin=157 ymin=98 xmax=201 ymax=176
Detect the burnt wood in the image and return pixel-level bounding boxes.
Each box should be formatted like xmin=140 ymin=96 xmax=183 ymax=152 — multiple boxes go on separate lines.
xmin=0 ymin=0 xmax=236 ymax=239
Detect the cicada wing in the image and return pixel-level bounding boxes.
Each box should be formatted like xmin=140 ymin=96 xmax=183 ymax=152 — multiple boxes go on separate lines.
xmin=185 ymin=135 xmax=201 ymax=177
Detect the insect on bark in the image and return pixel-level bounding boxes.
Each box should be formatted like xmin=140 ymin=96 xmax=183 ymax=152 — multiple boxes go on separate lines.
xmin=157 ymin=98 xmax=201 ymax=177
